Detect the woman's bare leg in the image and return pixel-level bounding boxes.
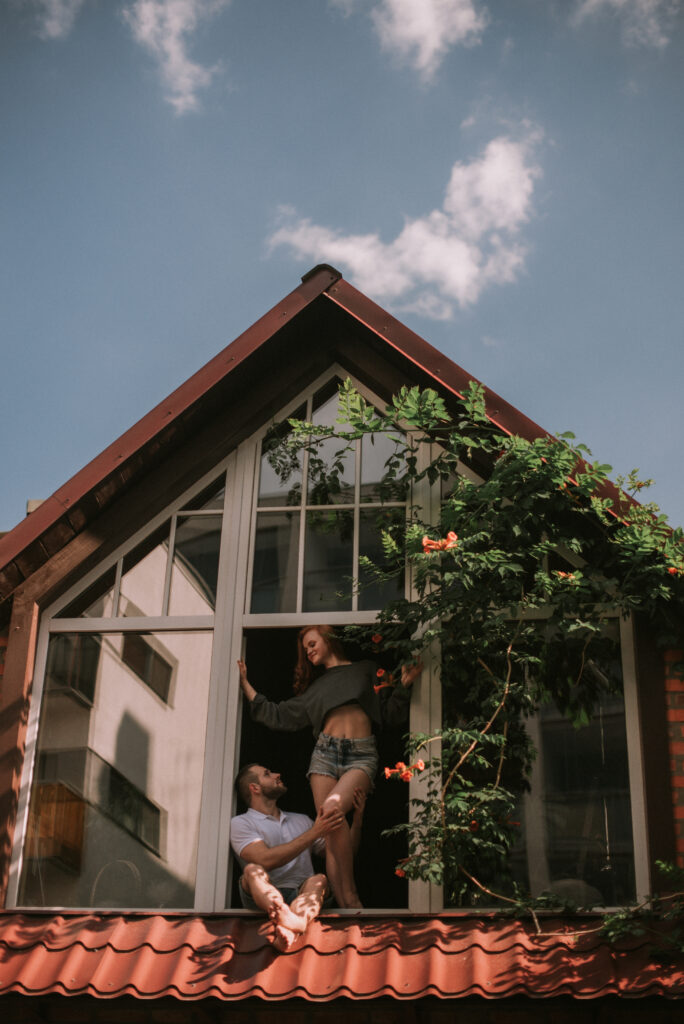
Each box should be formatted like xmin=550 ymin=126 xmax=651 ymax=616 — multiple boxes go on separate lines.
xmin=310 ymin=770 xmax=370 ymax=908
xmin=309 ymin=774 xmax=345 ymax=903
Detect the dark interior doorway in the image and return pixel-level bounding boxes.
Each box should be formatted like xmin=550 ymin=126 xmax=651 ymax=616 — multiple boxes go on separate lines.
xmin=230 ymin=627 xmax=409 ymax=909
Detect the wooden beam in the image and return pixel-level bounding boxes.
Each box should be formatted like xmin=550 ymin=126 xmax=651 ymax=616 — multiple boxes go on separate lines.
xmin=0 ymin=596 xmax=39 ymax=905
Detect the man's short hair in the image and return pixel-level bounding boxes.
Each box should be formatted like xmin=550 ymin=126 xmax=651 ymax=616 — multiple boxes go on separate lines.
xmin=235 ymin=763 xmax=261 ymax=806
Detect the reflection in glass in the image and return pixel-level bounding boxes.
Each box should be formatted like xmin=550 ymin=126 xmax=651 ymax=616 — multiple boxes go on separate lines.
xmin=303 ymin=511 xmax=354 ymax=611
xmin=358 ymin=508 xmax=405 ymax=611
xmin=360 ymin=432 xmax=407 ymax=503
xmin=440 ymin=469 xmax=461 ymax=505
xmin=121 ymin=633 xmax=172 ymax=702
xmin=119 ymin=524 xmax=170 ymax=618
xmin=56 ymin=567 xmax=117 ymax=619
xmin=251 ymin=511 xmax=300 ymax=613
xmin=258 ymin=412 xmax=304 ymax=508
xmin=19 ymin=631 xmax=213 ymax=909
xmin=168 ymin=515 xmax=222 ymax=615
xmin=308 ymin=388 xmax=355 ymax=505
xmin=45 ymin=634 xmax=102 ymax=704
xmin=182 ymin=476 xmax=225 ymax=511
xmin=258 ymin=455 xmax=302 ymax=508
xmin=510 ymin=689 xmax=635 ymax=907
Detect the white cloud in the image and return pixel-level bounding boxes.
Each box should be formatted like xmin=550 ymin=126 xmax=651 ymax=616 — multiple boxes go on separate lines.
xmin=572 ymin=0 xmax=680 ymax=48
xmin=268 ymin=131 xmax=542 ymax=319
xmin=331 ymin=0 xmax=488 ymax=79
xmin=122 ymin=0 xmax=231 ymax=114
xmin=31 ymin=0 xmax=88 ymax=39
xmin=372 ymin=0 xmax=488 ymax=78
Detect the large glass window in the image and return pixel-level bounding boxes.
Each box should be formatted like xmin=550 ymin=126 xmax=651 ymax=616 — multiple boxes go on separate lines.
xmin=513 ymin=691 xmax=635 ymax=906
xmin=19 ymin=630 xmax=213 ymax=909
xmin=443 ymin=619 xmax=636 ymax=908
xmin=15 ymin=475 xmax=226 ymax=909
xmin=57 ymin=478 xmax=225 ymax=621
xmin=249 ymin=380 xmax=407 ymax=615
xmin=10 ymin=379 xmax=646 ymax=914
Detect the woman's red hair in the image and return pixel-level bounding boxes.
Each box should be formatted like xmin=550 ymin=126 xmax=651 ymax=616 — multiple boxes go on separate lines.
xmin=294 ymin=625 xmax=346 ymax=694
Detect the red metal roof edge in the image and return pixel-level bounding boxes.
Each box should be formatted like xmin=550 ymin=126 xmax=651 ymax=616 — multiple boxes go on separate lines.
xmin=323 ymin=277 xmax=548 ymax=443
xmin=0 ymin=911 xmax=681 ymax=1003
xmin=0 ymin=266 xmax=341 ymax=575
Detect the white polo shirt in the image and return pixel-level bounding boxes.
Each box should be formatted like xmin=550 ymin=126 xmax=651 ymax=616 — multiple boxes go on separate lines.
xmin=230 ymin=807 xmax=323 ymax=890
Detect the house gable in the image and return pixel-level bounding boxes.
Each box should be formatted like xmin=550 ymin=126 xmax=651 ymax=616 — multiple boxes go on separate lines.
xmin=0 ymin=268 xmax=681 ymax=1010
xmin=0 ymin=264 xmax=575 ymax=616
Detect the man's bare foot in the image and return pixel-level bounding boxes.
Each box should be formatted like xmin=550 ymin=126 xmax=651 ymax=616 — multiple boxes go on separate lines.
xmin=271 ymin=923 xmax=303 ymax=952
xmin=270 ymin=900 xmax=308 ymax=933
xmin=266 ymin=895 xmax=286 ymax=922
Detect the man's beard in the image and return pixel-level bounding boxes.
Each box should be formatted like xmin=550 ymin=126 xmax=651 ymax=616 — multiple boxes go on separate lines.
xmin=261 ymin=780 xmax=287 ymax=800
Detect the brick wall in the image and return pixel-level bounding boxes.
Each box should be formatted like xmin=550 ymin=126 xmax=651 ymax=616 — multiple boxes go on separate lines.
xmin=665 ymin=649 xmax=684 ymax=867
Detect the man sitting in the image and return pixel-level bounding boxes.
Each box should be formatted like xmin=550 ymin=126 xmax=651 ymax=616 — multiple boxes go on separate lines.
xmin=231 ymin=764 xmax=365 ymax=950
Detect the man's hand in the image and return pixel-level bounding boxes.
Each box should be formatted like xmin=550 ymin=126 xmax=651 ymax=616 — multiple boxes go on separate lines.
xmin=312 ymin=803 xmax=344 ymax=838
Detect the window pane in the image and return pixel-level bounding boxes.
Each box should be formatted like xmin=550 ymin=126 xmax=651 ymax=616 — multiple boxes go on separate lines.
xmin=19 ymin=631 xmax=213 ymax=909
xmin=358 ymin=507 xmax=405 ymax=611
xmin=121 ymin=633 xmax=172 ymax=702
xmin=440 ymin=471 xmax=459 ymax=503
xmin=168 ymin=515 xmax=222 ymax=615
xmin=257 ymin=412 xmax=304 ymax=508
xmin=308 ymin=388 xmax=355 ymax=506
xmin=56 ymin=567 xmax=117 ymax=619
xmin=360 ymin=432 xmax=407 ymax=503
xmin=250 ymin=511 xmax=300 ymax=613
xmin=511 ymin=693 xmax=635 ymax=906
xmin=118 ymin=524 xmax=170 ymax=618
xmin=303 ymin=510 xmax=354 ymax=611
xmin=443 ymin=622 xmax=636 ymax=908
xmin=181 ymin=476 xmax=225 ymax=511
xmin=45 ymin=634 xmax=101 ymax=704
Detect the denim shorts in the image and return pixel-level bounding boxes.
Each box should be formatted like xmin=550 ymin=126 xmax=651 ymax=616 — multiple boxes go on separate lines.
xmin=307 ymin=733 xmax=379 ymax=784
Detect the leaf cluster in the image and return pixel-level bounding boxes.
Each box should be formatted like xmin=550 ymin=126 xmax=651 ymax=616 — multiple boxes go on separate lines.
xmin=267 ymin=379 xmax=684 ymax=906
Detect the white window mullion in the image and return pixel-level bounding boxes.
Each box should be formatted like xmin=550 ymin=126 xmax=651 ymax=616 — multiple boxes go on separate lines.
xmin=296 ymin=406 xmax=311 ymax=613
xmin=242 ymin=441 xmax=262 ymax=617
xmin=161 ymin=515 xmax=178 ymax=616
xmin=111 ymin=558 xmax=123 ymax=617
xmin=408 ymin=438 xmax=443 ymax=912
xmin=351 ymin=437 xmax=361 ymax=613
xmin=198 ymin=441 xmax=260 ymax=911
xmin=47 ymin=616 xmax=215 ymax=633
xmin=620 ymin=614 xmax=651 ymax=902
xmin=193 ymin=450 xmax=246 ymax=910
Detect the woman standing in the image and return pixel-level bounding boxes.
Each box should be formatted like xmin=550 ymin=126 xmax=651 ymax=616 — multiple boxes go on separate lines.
xmin=237 ymin=625 xmax=421 ymax=908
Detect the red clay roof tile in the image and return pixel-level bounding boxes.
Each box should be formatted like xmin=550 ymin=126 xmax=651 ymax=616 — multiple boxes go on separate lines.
xmin=0 ymin=912 xmax=682 ymax=1002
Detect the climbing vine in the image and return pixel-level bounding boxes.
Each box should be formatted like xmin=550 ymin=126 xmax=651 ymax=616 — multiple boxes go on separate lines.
xmin=268 ymin=378 xmax=684 ymax=917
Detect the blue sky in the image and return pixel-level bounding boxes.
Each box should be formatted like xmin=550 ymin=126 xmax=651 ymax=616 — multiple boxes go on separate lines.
xmin=2 ymin=0 xmax=683 ymax=532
